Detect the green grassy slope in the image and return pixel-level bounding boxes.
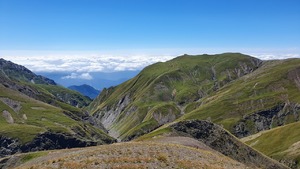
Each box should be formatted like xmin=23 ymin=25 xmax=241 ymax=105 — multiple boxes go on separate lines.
xmin=0 ymin=59 xmax=115 ymax=156
xmin=133 ymin=58 xmax=300 ymax=168
xmin=0 ymin=58 xmax=91 ymax=108
xmin=0 ymin=84 xmax=114 ymax=145
xmin=242 ymin=121 xmax=300 ymax=168
xmin=180 ymin=58 xmax=300 ymax=135
xmin=89 ymin=53 xmax=262 ymax=140
xmin=136 ymin=120 xmax=288 ymax=169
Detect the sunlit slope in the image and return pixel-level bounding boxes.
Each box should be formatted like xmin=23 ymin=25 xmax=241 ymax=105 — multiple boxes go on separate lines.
xmin=242 ymin=121 xmax=300 ymax=168
xmin=88 ymin=53 xmax=261 ymax=140
xmin=0 ymin=84 xmax=115 ymax=157
xmin=180 ymin=58 xmax=300 ymax=137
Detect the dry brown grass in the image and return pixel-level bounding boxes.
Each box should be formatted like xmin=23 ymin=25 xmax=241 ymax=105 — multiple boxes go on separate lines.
xmin=15 ymin=141 xmax=247 ymax=169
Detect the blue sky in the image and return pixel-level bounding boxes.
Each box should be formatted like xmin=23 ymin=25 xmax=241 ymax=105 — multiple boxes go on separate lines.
xmin=1 ymin=0 xmax=299 ymax=51
xmin=0 ymin=0 xmax=299 ymax=76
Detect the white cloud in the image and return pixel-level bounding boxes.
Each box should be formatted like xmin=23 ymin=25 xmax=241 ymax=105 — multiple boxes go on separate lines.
xmin=0 ymin=53 xmax=175 ymax=73
xmin=62 ymin=72 xmax=93 ymax=80
xmin=251 ymin=53 xmax=300 ymax=60
xmin=0 ymin=49 xmax=299 ymax=73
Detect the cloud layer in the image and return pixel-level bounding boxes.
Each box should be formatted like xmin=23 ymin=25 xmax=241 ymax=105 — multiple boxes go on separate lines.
xmin=1 ymin=54 xmax=175 ymax=73
xmin=1 ymin=51 xmax=299 ymax=80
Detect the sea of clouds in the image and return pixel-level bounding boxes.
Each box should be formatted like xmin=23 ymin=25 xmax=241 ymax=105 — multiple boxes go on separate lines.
xmin=1 ymin=51 xmax=299 ymax=80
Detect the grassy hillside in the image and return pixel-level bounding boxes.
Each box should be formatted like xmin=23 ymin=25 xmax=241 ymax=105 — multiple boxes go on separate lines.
xmin=89 ymin=53 xmax=262 ymax=140
xmin=180 ymin=58 xmax=300 ymax=136
xmin=0 ymin=84 xmax=115 ymax=151
xmin=136 ymin=120 xmax=287 ymax=169
xmin=0 ymin=59 xmax=115 ymax=157
xmin=242 ymin=121 xmax=300 ymax=168
xmin=0 ymin=58 xmax=91 ymax=108
xmin=1 ymin=120 xmax=288 ymax=169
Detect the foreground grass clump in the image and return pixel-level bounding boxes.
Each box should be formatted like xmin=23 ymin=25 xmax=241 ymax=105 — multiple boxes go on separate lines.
xmin=21 ymin=151 xmax=49 ymax=163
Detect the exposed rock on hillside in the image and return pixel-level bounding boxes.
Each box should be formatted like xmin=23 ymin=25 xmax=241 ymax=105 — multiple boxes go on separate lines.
xmin=169 ymin=120 xmax=288 ymax=169
xmin=0 ymin=132 xmax=116 ymax=158
xmin=0 ymin=98 xmax=22 ymax=113
xmin=2 ymin=110 xmax=14 ymax=124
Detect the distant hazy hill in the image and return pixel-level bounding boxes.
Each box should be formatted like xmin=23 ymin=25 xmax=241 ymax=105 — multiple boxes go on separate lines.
xmin=39 ymin=71 xmax=140 ymax=91
xmin=68 ymin=84 xmax=100 ymax=99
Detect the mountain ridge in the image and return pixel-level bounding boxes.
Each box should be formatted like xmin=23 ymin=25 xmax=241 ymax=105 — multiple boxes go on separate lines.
xmin=68 ymin=84 xmax=100 ymax=99
xmin=88 ymin=53 xmax=263 ymax=140
xmin=0 ymin=58 xmax=116 ymax=157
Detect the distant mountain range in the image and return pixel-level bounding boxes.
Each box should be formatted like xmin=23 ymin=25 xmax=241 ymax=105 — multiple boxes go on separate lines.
xmin=68 ymin=84 xmax=100 ymax=99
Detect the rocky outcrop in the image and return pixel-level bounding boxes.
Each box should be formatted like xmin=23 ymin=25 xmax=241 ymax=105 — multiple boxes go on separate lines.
xmin=93 ymin=94 xmax=132 ymax=130
xmin=0 ymin=132 xmax=116 ymax=158
xmin=0 ymin=98 xmax=22 ymax=113
xmin=170 ymin=120 xmax=288 ymax=169
xmin=2 ymin=110 xmax=14 ymax=124
xmin=233 ymin=103 xmax=300 ymax=138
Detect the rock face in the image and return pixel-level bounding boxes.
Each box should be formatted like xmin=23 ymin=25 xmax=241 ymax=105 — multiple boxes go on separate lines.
xmin=0 ymin=97 xmax=22 ymax=113
xmin=170 ymin=120 xmax=288 ymax=169
xmin=0 ymin=132 xmax=116 ymax=158
xmin=94 ymin=94 xmax=132 ymax=131
xmin=234 ymin=103 xmax=300 ymax=138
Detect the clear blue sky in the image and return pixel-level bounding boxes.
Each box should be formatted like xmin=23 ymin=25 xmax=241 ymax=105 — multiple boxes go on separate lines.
xmin=0 ymin=0 xmax=299 ymax=52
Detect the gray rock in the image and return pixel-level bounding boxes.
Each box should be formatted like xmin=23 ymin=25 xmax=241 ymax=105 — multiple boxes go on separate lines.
xmin=2 ymin=110 xmax=14 ymax=124
xmin=170 ymin=120 xmax=288 ymax=169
